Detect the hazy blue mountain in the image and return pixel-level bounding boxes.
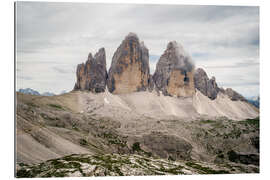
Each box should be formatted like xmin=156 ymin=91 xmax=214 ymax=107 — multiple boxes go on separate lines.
xmin=18 ymin=88 xmax=56 ymax=96
xmin=18 ymin=88 xmax=40 ymax=96
xmin=247 ymin=96 xmax=260 ymax=108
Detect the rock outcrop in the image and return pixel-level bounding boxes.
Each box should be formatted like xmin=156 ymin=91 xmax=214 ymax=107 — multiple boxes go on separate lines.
xmin=224 ymin=88 xmax=247 ymax=101
xmin=194 ymin=68 xmax=219 ymax=100
xmin=74 ymin=48 xmax=107 ymax=93
xmin=107 ymin=33 xmax=150 ymax=94
xmin=153 ymin=41 xmax=195 ymax=97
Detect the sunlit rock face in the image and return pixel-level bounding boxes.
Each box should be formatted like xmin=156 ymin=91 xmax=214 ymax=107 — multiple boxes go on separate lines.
xmin=153 ymin=41 xmax=195 ymax=97
xmin=107 ymin=33 xmax=150 ymax=94
xmin=74 ymin=48 xmax=107 ymax=93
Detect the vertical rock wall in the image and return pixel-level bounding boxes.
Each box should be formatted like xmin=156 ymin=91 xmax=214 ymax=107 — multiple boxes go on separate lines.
xmin=107 ymin=33 xmax=150 ymax=94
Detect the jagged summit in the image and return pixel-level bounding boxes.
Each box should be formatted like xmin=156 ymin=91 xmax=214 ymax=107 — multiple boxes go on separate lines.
xmin=74 ymin=47 xmax=107 ymax=93
xmin=165 ymin=41 xmax=194 ymax=72
xmin=194 ymin=68 xmax=247 ymax=101
xmin=153 ymin=41 xmax=195 ymax=97
xmin=73 ymin=33 xmax=249 ymax=103
xmin=194 ymin=68 xmax=219 ymax=100
xmin=107 ymin=33 xmax=150 ymax=94
xmin=126 ymin=32 xmax=139 ymax=39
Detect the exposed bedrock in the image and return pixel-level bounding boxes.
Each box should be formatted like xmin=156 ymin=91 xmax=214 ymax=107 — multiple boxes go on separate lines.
xmin=74 ymin=48 xmax=107 ymax=93
xmin=153 ymin=41 xmax=195 ymax=97
xmin=194 ymin=68 xmax=219 ymax=100
xmin=107 ymin=32 xmax=151 ymax=94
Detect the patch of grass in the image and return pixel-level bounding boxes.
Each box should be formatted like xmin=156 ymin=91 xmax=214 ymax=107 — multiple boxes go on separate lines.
xmin=131 ymin=142 xmax=152 ymax=157
xmin=185 ymin=162 xmax=229 ymax=174
xmin=217 ymin=154 xmax=224 ymax=159
xmin=18 ymin=162 xmax=28 ymax=167
xmin=132 ymin=142 xmax=141 ymax=152
xmin=241 ymin=117 xmax=259 ymax=128
xmin=48 ymin=158 xmax=81 ymax=169
xmin=168 ymin=156 xmax=175 ymax=161
xmin=16 ymin=169 xmax=32 ymax=178
xmin=26 ymin=102 xmax=39 ymax=108
xmin=200 ymin=119 xmax=216 ymax=124
xmin=48 ymin=103 xmax=64 ymax=110
xmin=101 ymin=132 xmax=127 ymax=147
xmin=79 ymin=138 xmax=88 ymax=146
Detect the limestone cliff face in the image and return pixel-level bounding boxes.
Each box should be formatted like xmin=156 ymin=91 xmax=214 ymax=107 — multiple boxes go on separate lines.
xmin=107 ymin=33 xmax=150 ymax=94
xmin=153 ymin=41 xmax=195 ymax=97
xmin=74 ymin=48 xmax=107 ymax=93
xmin=194 ymin=68 xmax=219 ymax=100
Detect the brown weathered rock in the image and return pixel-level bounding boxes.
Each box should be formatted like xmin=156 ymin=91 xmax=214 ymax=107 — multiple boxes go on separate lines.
xmin=194 ymin=68 xmax=219 ymax=100
xmin=153 ymin=41 xmax=195 ymax=97
xmin=224 ymin=88 xmax=247 ymax=101
xmin=74 ymin=48 xmax=107 ymax=93
xmin=107 ymin=33 xmax=150 ymax=94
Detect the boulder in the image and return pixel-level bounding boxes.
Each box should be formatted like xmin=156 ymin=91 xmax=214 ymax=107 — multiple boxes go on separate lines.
xmin=153 ymin=41 xmax=195 ymax=97
xmin=74 ymin=48 xmax=107 ymax=93
xmin=107 ymin=33 xmax=150 ymax=94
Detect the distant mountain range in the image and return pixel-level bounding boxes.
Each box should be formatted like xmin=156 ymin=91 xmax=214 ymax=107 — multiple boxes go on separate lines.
xmin=18 ymin=88 xmax=67 ymax=96
xmin=18 ymin=88 xmax=41 ymax=96
xmin=247 ymin=96 xmax=260 ymax=108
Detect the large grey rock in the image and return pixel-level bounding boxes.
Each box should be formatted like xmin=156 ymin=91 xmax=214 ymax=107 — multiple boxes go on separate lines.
xmin=74 ymin=48 xmax=107 ymax=93
xmin=194 ymin=68 xmax=219 ymax=100
xmin=107 ymin=33 xmax=150 ymax=94
xmin=153 ymin=41 xmax=195 ymax=97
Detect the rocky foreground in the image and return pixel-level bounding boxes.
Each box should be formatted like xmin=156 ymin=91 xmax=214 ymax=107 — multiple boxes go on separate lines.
xmin=17 ymin=152 xmax=258 ymax=178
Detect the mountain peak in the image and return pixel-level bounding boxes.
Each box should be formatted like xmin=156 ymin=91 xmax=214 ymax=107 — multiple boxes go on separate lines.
xmin=153 ymin=41 xmax=195 ymax=97
xmin=74 ymin=48 xmax=107 ymax=93
xmin=126 ymin=32 xmax=139 ymax=39
xmin=107 ymin=33 xmax=150 ymax=94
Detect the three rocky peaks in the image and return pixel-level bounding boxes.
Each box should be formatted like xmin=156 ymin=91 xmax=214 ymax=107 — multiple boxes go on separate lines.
xmin=74 ymin=32 xmax=245 ymax=101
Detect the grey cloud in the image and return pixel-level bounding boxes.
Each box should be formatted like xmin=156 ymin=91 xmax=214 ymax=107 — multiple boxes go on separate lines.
xmin=17 ymin=76 xmax=33 ymax=80
xmin=52 ymin=66 xmax=75 ymax=74
xmin=16 ymin=2 xmax=259 ymax=97
xmin=219 ymin=81 xmax=259 ymax=87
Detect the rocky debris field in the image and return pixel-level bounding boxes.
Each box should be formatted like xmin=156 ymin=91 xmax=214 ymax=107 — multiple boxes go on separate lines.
xmin=16 ymin=91 xmax=259 ymax=177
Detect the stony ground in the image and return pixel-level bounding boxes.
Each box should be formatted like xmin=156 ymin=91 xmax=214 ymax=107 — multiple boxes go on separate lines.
xmin=17 ymin=153 xmax=259 ymax=178
xmin=16 ymin=91 xmax=259 ymax=177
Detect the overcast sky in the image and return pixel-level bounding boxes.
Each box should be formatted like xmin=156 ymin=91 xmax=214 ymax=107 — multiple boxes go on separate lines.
xmin=16 ymin=2 xmax=259 ymax=97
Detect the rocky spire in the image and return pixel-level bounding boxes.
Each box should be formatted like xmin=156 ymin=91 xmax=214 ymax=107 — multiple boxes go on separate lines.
xmin=194 ymin=68 xmax=219 ymax=100
xmin=107 ymin=32 xmax=150 ymax=94
xmin=74 ymin=48 xmax=107 ymax=93
xmin=153 ymin=41 xmax=195 ymax=97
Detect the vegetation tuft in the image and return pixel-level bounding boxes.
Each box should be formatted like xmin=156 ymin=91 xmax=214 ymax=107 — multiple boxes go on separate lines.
xmin=48 ymin=104 xmax=64 ymax=110
xmin=185 ymin=162 xmax=229 ymax=174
